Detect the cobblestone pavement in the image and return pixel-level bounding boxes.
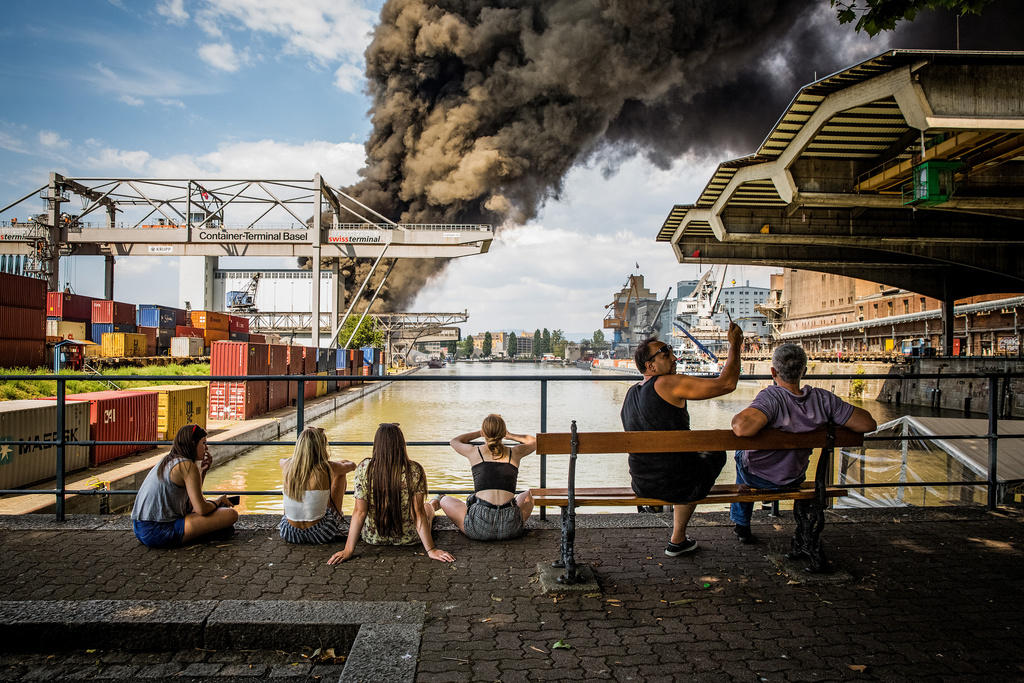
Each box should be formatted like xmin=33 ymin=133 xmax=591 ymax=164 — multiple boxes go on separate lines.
xmin=0 ymin=507 xmax=1021 ymax=681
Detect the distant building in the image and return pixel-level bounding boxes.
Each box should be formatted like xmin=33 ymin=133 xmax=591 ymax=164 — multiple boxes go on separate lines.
xmin=515 ymin=332 xmax=533 ymax=356
xmin=713 ymin=281 xmax=770 ymax=338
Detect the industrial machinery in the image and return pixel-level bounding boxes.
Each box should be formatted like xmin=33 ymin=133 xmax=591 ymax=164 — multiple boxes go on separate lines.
xmin=226 ymin=272 xmax=260 ymax=313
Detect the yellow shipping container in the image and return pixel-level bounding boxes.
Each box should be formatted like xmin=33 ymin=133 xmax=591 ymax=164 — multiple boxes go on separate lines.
xmin=81 ymin=342 xmax=102 ymax=358
xmin=316 ymin=371 xmax=327 ymax=397
xmin=125 ymin=384 xmax=208 ymax=440
xmin=101 ymin=332 xmax=147 ymax=358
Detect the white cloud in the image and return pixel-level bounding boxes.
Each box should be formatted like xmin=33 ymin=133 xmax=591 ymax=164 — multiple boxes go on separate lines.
xmin=157 ymin=98 xmax=186 ymax=108
xmin=86 ymin=148 xmax=152 ymax=173
xmin=333 ymin=63 xmax=363 ymax=94
xmin=84 ymin=61 xmax=215 ymax=100
xmin=38 ymin=130 xmax=69 ymax=148
xmin=156 ymin=0 xmax=190 ymax=25
xmin=198 ymin=42 xmax=247 ymax=72
xmin=118 ymin=94 xmax=144 ymax=106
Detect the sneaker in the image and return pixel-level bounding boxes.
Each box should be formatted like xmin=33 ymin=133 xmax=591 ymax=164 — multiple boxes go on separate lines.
xmin=664 ymin=538 xmax=698 ymax=557
xmin=733 ymin=524 xmax=756 ymax=544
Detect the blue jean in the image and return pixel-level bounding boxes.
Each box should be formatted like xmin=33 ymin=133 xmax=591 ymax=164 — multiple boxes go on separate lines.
xmin=729 ymin=452 xmax=804 ymax=526
xmin=133 ymin=518 xmax=185 ymax=548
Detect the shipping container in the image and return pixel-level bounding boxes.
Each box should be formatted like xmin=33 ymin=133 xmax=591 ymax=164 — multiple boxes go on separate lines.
xmin=171 ymin=336 xmax=206 ymax=357
xmin=136 ymin=305 xmax=177 ymax=329
xmin=0 ymin=400 xmax=90 ymax=489
xmin=0 ymin=305 xmax=46 ymax=340
xmin=46 ymin=291 xmax=92 ymax=321
xmin=125 ymin=384 xmax=207 ymax=440
xmin=156 ymin=327 xmax=173 ymax=353
xmin=203 ymin=328 xmax=230 ymax=347
xmin=210 ymin=341 xmax=269 ymax=376
xmin=101 ymin=332 xmax=148 ymax=358
xmin=228 ymin=331 xmax=249 ymax=342
xmin=91 ymin=300 xmax=136 ymax=325
xmin=267 ymin=344 xmax=288 ymax=410
xmin=248 ymin=333 xmax=266 ymax=344
xmin=316 ymin=348 xmax=329 ymax=372
xmin=228 ymin=315 xmax=249 ymax=333
xmin=90 ymin=322 xmax=134 ymax=344
xmin=209 ymin=381 xmax=267 ymax=420
xmin=137 ymin=326 xmax=158 ymax=356
xmin=190 ymin=310 xmax=229 ymax=331
xmin=326 ymin=367 xmax=338 ymax=394
xmin=315 ymin=371 xmax=327 ymax=397
xmin=174 ymin=325 xmax=204 ymax=338
xmin=39 ymin=390 xmax=158 ymax=465
xmin=81 ymin=342 xmax=102 ymax=359
xmin=286 ymin=346 xmax=304 ymax=406
xmin=45 ymin=319 xmax=88 ymax=341
xmin=174 ymin=308 xmax=187 ymax=327
xmin=336 ymin=365 xmax=350 ymax=391
xmin=0 ymin=339 xmax=45 ymax=367
xmin=302 ymin=347 xmax=317 ymax=399
xmin=0 ymin=272 xmax=46 ymax=309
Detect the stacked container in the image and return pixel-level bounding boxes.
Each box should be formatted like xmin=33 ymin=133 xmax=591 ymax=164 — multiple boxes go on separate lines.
xmin=335 ymin=350 xmax=350 ymax=390
xmin=171 ymin=336 xmax=205 ymax=358
xmin=325 ymin=348 xmax=339 ymax=393
xmin=208 ymin=341 xmax=269 ymax=420
xmin=137 ymin=305 xmax=179 ymax=355
xmin=39 ymin=390 xmax=158 ymax=465
xmin=175 ymin=325 xmax=204 ymax=338
xmin=126 ymin=385 xmax=207 ymax=440
xmin=286 ymin=346 xmax=304 ymax=406
xmin=191 ymin=310 xmax=230 ymax=349
xmin=228 ymin=316 xmax=250 ymax=342
xmin=248 ymin=333 xmax=266 ymax=344
xmin=0 ymin=272 xmax=46 ymax=367
xmin=100 ymin=332 xmax=147 ymax=358
xmin=46 ymin=291 xmax=93 ymax=342
xmin=0 ymin=400 xmax=91 ymax=488
xmin=302 ymin=346 xmax=317 ymax=400
xmin=267 ymin=344 xmax=289 ymax=410
xmin=91 ymin=300 xmax=136 ymax=325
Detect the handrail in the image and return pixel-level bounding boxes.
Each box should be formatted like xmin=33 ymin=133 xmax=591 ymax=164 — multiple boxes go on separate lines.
xmin=0 ymin=370 xmax=1019 ymax=519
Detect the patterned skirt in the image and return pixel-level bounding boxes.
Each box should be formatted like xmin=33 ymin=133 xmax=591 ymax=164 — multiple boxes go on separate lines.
xmin=278 ymin=507 xmax=347 ymax=544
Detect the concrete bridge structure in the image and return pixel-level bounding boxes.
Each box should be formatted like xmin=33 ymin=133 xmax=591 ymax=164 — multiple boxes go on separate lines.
xmin=658 ymin=50 xmax=1024 ymax=355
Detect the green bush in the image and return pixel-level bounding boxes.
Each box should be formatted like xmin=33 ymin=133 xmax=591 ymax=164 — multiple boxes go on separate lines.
xmin=850 ymin=367 xmax=867 ymax=399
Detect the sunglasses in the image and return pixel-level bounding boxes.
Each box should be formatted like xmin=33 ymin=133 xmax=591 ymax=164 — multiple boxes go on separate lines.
xmin=652 ymin=346 xmax=674 ymax=360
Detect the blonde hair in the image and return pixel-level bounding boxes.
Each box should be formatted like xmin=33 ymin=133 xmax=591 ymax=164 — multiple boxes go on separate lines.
xmin=481 ymin=414 xmax=508 ymax=460
xmin=284 ymin=427 xmax=330 ymax=501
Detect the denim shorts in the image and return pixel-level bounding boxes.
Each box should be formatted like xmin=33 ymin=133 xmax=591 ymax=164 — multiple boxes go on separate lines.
xmin=133 ymin=518 xmax=185 ymax=549
xmin=463 ymin=494 xmax=524 ymax=542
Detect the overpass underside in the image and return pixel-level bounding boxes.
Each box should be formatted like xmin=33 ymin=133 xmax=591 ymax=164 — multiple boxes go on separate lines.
xmin=659 ymin=51 xmax=1024 ymax=351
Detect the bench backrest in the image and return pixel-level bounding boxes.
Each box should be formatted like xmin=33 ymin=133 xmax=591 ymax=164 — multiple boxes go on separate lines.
xmin=536 ymin=427 xmax=864 ymax=455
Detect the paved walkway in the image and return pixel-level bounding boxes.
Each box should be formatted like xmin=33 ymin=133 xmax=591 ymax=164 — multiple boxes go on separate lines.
xmin=0 ymin=506 xmax=1021 ymax=681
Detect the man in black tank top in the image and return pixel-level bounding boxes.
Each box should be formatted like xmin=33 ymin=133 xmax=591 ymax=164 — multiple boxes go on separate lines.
xmin=620 ymin=325 xmax=743 ymax=557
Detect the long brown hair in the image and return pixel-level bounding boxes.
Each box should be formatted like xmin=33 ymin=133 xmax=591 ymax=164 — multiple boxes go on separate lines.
xmin=284 ymin=427 xmax=330 ymax=500
xmin=481 ymin=414 xmax=508 ymax=460
xmin=365 ymin=423 xmax=425 ymax=538
xmin=158 ymin=424 xmax=207 ymax=479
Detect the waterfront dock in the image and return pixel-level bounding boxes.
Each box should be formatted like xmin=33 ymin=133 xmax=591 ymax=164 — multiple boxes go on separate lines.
xmin=0 ymin=506 xmax=1020 ymax=680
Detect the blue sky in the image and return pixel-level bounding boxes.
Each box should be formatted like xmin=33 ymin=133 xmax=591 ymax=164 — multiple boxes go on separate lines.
xmin=0 ymin=1 xmax=824 ymax=335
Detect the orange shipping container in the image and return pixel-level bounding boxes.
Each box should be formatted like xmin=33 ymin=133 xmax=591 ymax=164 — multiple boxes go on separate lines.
xmin=190 ymin=310 xmax=229 ymax=331
xmin=203 ymin=329 xmax=230 ymax=346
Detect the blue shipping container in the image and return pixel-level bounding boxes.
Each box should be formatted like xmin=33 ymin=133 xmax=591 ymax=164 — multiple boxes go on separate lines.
xmin=90 ymin=322 xmax=135 ymax=344
xmin=137 ymin=305 xmax=177 ymax=329
xmin=335 ymin=349 xmax=348 ymax=370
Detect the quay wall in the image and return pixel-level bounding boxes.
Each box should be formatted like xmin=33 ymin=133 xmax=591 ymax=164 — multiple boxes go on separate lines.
xmin=742 ymin=358 xmax=1024 ymax=418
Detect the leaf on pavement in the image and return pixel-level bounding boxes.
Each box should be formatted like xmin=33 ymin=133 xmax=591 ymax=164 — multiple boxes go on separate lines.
xmin=552 ymin=640 xmax=572 ymax=650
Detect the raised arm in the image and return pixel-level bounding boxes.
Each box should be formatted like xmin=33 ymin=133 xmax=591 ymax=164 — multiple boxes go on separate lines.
xmin=662 ymin=323 xmax=744 ymax=402
xmin=506 ymin=432 xmax=537 ymax=459
xmin=843 ymin=406 xmax=877 ymax=433
xmin=327 ymin=497 xmax=366 ymax=565
xmin=449 ymin=430 xmax=482 ymax=458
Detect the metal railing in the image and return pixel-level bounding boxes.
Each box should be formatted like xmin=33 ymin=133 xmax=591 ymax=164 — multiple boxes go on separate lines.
xmin=1 ymin=370 xmax=1021 ymax=521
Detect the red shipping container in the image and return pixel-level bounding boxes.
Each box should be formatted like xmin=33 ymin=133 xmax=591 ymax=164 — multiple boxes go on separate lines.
xmin=137 ymin=326 xmax=158 ymax=356
xmin=209 ymin=381 xmax=267 ymax=420
xmin=190 ymin=310 xmax=229 ymax=331
xmin=267 ymin=344 xmax=288 ymax=410
xmin=39 ymin=390 xmax=158 ymax=465
xmin=47 ymin=291 xmax=93 ymax=321
xmin=228 ymin=315 xmax=250 ymax=333
xmin=91 ymin=300 xmax=136 ymax=325
xmin=248 ymin=333 xmax=266 ymax=344
xmin=175 ymin=325 xmax=204 ymax=338
xmin=174 ymin=308 xmax=187 ymax=327
xmin=286 ymin=346 xmax=304 ymax=405
xmin=337 ymin=365 xmax=350 ymax=390
xmin=210 ymin=341 xmax=270 ymax=376
xmin=0 ymin=305 xmax=45 ymax=340
xmin=0 ymin=272 xmax=46 ymax=309
xmin=0 ymin=339 xmax=45 ymax=367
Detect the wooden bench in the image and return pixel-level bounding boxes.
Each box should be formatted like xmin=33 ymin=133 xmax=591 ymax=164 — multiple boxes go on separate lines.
xmin=533 ymin=422 xmax=865 ymax=583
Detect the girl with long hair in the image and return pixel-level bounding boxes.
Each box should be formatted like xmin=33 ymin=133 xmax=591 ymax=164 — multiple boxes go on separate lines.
xmin=439 ymin=414 xmax=536 ymax=541
xmin=327 ymin=423 xmax=454 ymax=564
xmin=279 ymin=426 xmax=355 ymax=544
xmin=131 ymin=424 xmax=238 ymax=548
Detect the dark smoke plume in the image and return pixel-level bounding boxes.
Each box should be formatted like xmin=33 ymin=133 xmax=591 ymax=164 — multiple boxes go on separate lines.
xmin=338 ymin=0 xmax=1023 ymax=309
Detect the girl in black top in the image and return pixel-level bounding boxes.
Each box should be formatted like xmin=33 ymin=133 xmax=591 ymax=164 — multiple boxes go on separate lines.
xmin=439 ymin=414 xmax=536 ymax=541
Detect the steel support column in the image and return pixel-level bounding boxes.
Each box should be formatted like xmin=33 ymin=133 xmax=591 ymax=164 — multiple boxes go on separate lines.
xmin=311 ymin=174 xmax=323 ymax=348
xmin=103 ymin=253 xmax=115 ymax=300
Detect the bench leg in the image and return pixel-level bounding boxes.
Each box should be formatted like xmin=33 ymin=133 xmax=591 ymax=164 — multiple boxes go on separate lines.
xmin=787 ymin=499 xmax=832 ymax=574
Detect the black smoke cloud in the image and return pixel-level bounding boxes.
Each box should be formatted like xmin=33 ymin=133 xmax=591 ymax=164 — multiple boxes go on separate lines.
xmin=338 ymin=0 xmax=1023 ymax=309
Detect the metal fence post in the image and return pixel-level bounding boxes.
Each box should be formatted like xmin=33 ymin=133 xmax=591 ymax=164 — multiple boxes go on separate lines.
xmin=540 ymin=379 xmax=548 ymax=521
xmin=296 ymin=380 xmax=305 ymax=434
xmin=56 ymin=376 xmax=66 ymax=522
xmin=987 ymin=375 xmax=999 ymax=510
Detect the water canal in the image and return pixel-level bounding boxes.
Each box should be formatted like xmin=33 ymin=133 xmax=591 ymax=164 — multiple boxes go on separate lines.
xmin=204 ymin=362 xmax=969 ymax=514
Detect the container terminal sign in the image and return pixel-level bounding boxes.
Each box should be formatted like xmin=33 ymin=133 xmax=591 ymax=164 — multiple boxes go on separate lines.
xmin=195 ymin=229 xmax=310 ymax=243
xmin=326 ymin=229 xmax=389 ymax=245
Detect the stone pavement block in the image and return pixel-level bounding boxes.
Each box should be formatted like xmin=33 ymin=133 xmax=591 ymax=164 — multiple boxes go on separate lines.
xmin=340 ymin=623 xmax=420 ymax=683
xmin=218 ymin=662 xmax=269 ymax=677
xmin=268 ymin=662 xmax=313 ymax=677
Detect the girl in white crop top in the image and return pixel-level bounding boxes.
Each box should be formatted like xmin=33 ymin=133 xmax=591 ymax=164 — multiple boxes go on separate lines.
xmin=278 ymin=426 xmax=356 ymax=544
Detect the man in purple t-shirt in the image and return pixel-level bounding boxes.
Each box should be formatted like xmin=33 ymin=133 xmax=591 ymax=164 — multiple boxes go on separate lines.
xmin=729 ymin=344 xmax=876 ymax=543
